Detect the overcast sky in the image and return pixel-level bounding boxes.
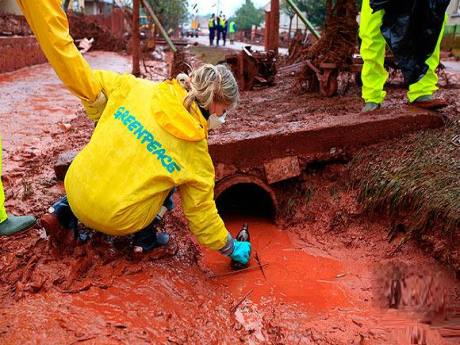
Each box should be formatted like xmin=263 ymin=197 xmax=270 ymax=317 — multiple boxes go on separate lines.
xmin=189 ymin=0 xmax=269 ymax=17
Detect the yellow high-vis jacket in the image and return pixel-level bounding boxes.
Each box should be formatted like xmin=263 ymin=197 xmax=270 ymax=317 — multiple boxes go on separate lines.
xmin=17 ymin=0 xmax=229 ymax=250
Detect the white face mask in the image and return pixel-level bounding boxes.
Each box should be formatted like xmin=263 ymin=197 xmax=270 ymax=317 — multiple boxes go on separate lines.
xmin=207 ymin=112 xmax=226 ymax=131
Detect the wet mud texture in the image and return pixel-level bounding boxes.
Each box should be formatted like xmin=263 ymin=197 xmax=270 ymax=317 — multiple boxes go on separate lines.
xmin=67 ymin=13 xmax=127 ymax=52
xmin=209 ymin=66 xmax=460 ymax=144
xmin=0 ymin=14 xmax=32 ymax=36
xmin=2 ymin=142 xmax=460 ymax=343
xmin=0 ymin=51 xmax=459 ymax=343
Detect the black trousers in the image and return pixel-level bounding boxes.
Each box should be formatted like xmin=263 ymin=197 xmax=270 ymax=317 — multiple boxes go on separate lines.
xmin=216 ymin=29 xmax=222 ymax=45
xmin=209 ymin=28 xmax=215 ymax=45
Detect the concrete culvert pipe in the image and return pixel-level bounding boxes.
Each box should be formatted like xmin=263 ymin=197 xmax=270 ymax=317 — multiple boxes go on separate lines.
xmin=214 ymin=174 xmax=277 ymax=219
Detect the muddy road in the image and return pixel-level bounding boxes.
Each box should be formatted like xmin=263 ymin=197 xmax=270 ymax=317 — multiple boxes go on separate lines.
xmin=0 ymin=51 xmax=459 ymax=344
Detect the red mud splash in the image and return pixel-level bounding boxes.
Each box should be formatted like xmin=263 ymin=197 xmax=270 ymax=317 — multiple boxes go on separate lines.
xmin=203 ymin=217 xmax=349 ymax=313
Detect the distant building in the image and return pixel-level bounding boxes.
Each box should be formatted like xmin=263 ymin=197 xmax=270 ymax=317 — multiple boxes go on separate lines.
xmin=447 ymin=0 xmax=460 ymax=25
xmin=84 ymin=0 xmax=114 ymax=15
xmin=263 ymin=1 xmax=307 ymax=34
xmin=0 ymin=0 xmax=116 ymax=15
xmin=0 ymin=0 xmax=21 ymax=15
xmin=67 ymin=0 xmax=85 ymax=12
xmin=67 ymin=0 xmax=114 ymax=15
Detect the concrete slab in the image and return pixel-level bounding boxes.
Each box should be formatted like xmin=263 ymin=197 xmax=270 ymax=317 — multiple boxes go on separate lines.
xmin=209 ymin=107 xmax=444 ymax=168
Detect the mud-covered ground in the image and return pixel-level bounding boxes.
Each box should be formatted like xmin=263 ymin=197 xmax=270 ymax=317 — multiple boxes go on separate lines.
xmin=0 ymin=51 xmax=459 ymax=344
xmin=210 ymin=66 xmax=460 ymax=142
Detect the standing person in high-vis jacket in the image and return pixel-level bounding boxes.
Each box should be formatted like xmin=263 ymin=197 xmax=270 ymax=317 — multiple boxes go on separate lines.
xmin=360 ymin=0 xmax=448 ymax=112
xmin=221 ymin=15 xmax=228 ymax=46
xmin=0 ymin=138 xmax=36 ymax=236
xmin=229 ymin=20 xmax=237 ymax=45
xmin=208 ymin=13 xmax=216 ymax=46
xmin=16 ymin=0 xmax=251 ymax=266
xmin=216 ymin=12 xmax=223 ymax=46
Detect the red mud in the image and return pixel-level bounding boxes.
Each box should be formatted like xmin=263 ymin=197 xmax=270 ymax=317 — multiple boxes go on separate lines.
xmin=0 ymin=51 xmax=459 ymax=343
xmin=67 ymin=13 xmax=127 ymax=52
xmin=0 ymin=36 xmax=47 ymax=74
xmin=0 ymin=51 xmax=136 ymax=170
xmin=209 ymin=68 xmax=460 ymax=142
xmin=203 ymin=217 xmax=349 ymax=313
xmin=0 ymin=14 xmax=31 ymax=36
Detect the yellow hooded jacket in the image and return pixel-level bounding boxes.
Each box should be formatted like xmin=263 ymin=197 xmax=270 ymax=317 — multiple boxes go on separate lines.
xmin=17 ymin=0 xmax=229 ymax=251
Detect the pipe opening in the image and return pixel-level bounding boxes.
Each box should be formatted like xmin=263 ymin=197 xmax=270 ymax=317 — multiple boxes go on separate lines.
xmin=216 ymin=183 xmax=275 ymax=219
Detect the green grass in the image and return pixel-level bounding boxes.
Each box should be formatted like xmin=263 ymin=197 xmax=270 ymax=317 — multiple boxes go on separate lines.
xmin=351 ymin=122 xmax=460 ymax=236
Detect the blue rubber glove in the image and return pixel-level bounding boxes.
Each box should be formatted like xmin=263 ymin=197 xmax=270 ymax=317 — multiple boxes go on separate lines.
xmin=230 ymin=240 xmax=251 ymax=265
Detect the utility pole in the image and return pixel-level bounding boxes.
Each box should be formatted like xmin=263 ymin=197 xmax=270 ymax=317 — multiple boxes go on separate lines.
xmin=272 ymin=0 xmax=279 ymax=54
xmin=265 ymin=0 xmax=279 ymax=54
xmin=132 ymin=0 xmax=141 ymax=76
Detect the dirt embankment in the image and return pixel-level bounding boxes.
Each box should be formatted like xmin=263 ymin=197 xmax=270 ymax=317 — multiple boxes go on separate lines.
xmin=0 ymin=12 xmax=32 ymax=36
xmin=1 ymin=108 xmax=459 ymax=343
xmin=0 ymin=47 xmax=459 ymax=343
xmin=0 ymin=12 xmax=126 ymax=52
xmin=0 ymin=13 xmax=31 ymax=36
xmin=67 ymin=13 xmax=127 ymax=52
xmin=1 ymin=112 xmax=459 ymax=343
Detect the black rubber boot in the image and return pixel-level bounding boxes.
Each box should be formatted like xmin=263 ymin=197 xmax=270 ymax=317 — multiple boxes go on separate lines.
xmin=133 ymin=216 xmax=169 ymax=254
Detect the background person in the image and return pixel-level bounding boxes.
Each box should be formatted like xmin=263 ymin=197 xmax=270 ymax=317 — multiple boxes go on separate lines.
xmin=360 ymin=0 xmax=449 ymax=112
xmin=208 ymin=13 xmax=216 ymax=46
xmin=229 ymin=19 xmax=237 ymax=45
xmin=221 ymin=15 xmax=228 ymax=46
xmin=216 ymin=12 xmax=223 ymax=46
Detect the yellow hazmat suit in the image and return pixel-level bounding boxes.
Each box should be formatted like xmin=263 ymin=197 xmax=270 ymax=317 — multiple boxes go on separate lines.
xmin=17 ymin=0 xmax=229 ymax=250
xmin=359 ymin=0 xmax=447 ymax=104
xmin=0 ymin=138 xmax=7 ymax=223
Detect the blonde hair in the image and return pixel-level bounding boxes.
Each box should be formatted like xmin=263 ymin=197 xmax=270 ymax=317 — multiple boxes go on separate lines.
xmin=177 ymin=64 xmax=239 ymax=111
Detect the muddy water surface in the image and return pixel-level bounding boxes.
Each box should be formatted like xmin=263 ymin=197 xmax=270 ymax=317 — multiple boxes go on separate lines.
xmin=203 ymin=217 xmax=349 ymax=313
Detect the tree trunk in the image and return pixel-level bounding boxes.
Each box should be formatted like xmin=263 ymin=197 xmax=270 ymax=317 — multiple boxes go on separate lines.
xmin=132 ymin=0 xmax=141 ymax=76
xmin=288 ymin=15 xmax=293 ymax=44
xmin=62 ymin=0 xmax=71 ymax=11
xmin=271 ymin=0 xmax=280 ymax=54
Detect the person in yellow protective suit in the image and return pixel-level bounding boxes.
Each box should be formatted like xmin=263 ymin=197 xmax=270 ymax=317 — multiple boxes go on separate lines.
xmin=0 ymin=138 xmax=36 ymax=236
xmin=359 ymin=0 xmax=448 ymax=112
xmin=208 ymin=13 xmax=216 ymax=46
xmin=17 ymin=0 xmax=251 ymax=264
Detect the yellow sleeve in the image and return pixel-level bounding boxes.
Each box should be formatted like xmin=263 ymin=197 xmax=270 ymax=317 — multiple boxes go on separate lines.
xmin=81 ymin=70 xmax=123 ymax=121
xmin=16 ymin=0 xmax=100 ymax=102
xmin=179 ymin=178 xmax=229 ymax=251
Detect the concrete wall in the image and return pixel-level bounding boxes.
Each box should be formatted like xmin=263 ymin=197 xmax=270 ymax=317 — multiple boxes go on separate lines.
xmin=84 ymin=0 xmax=113 ymax=15
xmin=263 ymin=2 xmax=307 ymax=33
xmin=447 ymin=0 xmax=460 ymax=25
xmin=0 ymin=0 xmax=21 ymax=15
xmin=0 ymin=36 xmax=46 ymax=74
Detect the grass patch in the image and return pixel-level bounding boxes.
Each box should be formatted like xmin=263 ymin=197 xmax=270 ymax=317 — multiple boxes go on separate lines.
xmin=351 ymin=121 xmax=460 ymax=236
xmin=189 ymin=45 xmax=235 ymax=65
